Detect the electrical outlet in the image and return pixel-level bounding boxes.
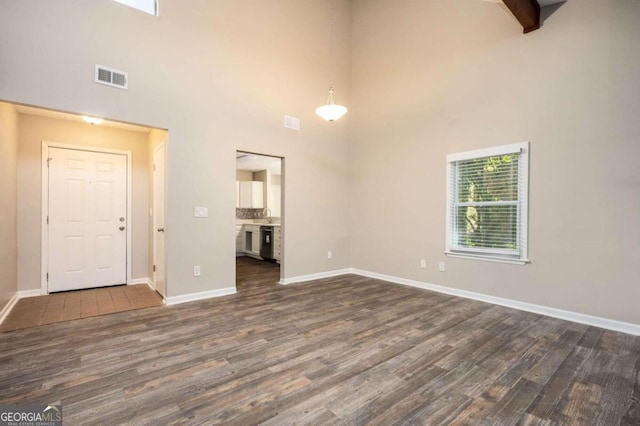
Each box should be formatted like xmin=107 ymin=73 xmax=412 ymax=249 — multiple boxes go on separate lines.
xmin=438 ymin=261 xmax=445 ymax=272
xmin=420 ymin=259 xmax=427 ymax=269
xmin=327 ymin=251 xmax=333 ymax=259
xmin=193 ymin=265 xmax=201 ymax=276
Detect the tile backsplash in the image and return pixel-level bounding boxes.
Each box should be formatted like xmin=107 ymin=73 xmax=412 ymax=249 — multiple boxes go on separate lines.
xmin=236 ymin=208 xmax=265 ymax=219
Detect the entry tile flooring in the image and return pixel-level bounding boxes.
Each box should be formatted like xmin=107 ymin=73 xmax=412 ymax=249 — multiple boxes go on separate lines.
xmin=0 ymin=284 xmax=163 ymax=332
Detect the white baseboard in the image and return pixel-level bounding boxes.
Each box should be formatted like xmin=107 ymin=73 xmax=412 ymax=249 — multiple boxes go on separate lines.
xmin=0 ymin=289 xmax=42 ymax=325
xmin=279 ymin=268 xmax=353 ymax=285
xmin=129 ymin=277 xmax=156 ymax=293
xmin=6 ymin=267 xmax=638 ymax=336
xmin=0 ymin=292 xmax=20 ymax=325
xmin=350 ymin=269 xmax=640 ymax=336
xmin=18 ymin=289 xmax=43 ymax=298
xmin=165 ymin=287 xmax=237 ymax=306
xmin=129 ymin=277 xmax=152 ymax=286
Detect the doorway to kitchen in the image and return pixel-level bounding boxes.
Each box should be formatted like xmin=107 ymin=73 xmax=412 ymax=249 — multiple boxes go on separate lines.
xmin=235 ymin=151 xmax=283 ymax=293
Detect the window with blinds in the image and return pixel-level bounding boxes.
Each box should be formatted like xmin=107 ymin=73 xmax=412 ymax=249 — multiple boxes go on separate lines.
xmin=113 ymin=0 xmax=158 ymax=16
xmin=446 ymin=142 xmax=529 ymax=264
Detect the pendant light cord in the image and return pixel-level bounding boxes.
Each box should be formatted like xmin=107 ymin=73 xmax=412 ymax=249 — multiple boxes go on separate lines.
xmin=316 ymin=0 xmax=347 ymax=121
xmin=328 ymin=0 xmax=336 ymax=89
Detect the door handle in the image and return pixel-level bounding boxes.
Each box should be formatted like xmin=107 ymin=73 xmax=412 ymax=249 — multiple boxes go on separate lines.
xmin=157 ymin=228 xmax=165 ymax=232
xmin=119 ymin=226 xmax=125 ymax=231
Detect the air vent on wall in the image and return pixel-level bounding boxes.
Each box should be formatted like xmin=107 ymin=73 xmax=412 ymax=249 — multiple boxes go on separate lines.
xmin=95 ymin=64 xmax=128 ymax=89
xmin=284 ymin=115 xmax=301 ymax=131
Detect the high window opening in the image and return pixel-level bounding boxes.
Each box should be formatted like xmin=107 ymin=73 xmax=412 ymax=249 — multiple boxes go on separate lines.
xmin=113 ymin=0 xmax=158 ymax=16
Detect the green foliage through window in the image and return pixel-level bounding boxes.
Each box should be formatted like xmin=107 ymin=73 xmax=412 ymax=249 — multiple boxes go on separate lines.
xmin=453 ymin=154 xmax=520 ymax=252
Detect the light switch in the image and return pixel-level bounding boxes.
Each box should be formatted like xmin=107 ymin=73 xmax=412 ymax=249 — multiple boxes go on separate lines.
xmin=194 ymin=206 xmax=208 ymax=218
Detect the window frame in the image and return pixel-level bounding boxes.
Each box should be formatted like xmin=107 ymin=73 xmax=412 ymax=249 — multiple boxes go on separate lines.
xmin=445 ymin=142 xmax=530 ymax=265
xmin=113 ymin=0 xmax=159 ymax=16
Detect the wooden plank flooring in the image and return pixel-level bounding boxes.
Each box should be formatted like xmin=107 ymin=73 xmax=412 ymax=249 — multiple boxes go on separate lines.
xmin=0 ymin=256 xmax=638 ymax=425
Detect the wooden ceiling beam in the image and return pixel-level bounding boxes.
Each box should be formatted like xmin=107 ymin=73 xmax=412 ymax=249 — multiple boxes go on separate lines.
xmin=502 ymin=0 xmax=541 ymax=33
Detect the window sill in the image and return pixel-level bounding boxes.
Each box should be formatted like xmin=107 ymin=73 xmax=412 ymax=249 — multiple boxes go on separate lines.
xmin=445 ymin=251 xmax=529 ymax=266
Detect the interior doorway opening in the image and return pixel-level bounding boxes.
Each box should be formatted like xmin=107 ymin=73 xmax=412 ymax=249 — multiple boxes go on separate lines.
xmin=235 ymin=151 xmax=284 ymax=293
xmin=5 ymin=102 xmax=168 ymax=302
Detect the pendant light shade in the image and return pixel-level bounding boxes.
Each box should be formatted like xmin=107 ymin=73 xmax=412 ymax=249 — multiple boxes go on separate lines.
xmin=315 ymin=87 xmax=347 ymax=122
xmin=316 ymin=0 xmax=347 ymax=122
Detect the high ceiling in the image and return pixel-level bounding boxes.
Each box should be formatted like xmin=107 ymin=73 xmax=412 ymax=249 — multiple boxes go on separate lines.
xmin=482 ymin=0 xmax=567 ymax=33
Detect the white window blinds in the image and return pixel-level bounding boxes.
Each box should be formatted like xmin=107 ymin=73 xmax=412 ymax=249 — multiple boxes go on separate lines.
xmin=446 ymin=142 xmax=529 ymax=264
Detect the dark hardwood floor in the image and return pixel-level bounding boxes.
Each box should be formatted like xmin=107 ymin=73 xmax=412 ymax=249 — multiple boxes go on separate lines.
xmin=235 ymin=256 xmax=281 ymax=294
xmin=0 ymin=257 xmax=638 ymax=425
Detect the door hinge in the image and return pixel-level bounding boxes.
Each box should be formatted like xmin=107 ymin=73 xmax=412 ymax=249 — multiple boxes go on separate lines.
xmin=153 ymin=265 xmax=156 ymax=272
xmin=153 ymin=164 xmax=156 ymax=172
xmin=47 ymin=157 xmax=52 ymax=167
xmin=46 ymin=216 xmax=49 ymax=225
xmin=46 ymin=273 xmax=49 ymax=282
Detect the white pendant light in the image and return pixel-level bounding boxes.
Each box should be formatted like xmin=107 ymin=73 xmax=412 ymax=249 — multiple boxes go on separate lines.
xmin=315 ymin=86 xmax=347 ymax=122
xmin=316 ymin=0 xmax=347 ymax=122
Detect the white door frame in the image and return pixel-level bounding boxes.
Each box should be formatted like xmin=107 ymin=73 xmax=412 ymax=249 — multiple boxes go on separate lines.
xmin=41 ymin=141 xmax=133 ymax=295
xmin=152 ymin=141 xmax=167 ymax=297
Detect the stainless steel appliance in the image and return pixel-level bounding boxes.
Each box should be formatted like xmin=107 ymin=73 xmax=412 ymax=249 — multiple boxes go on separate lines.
xmin=260 ymin=226 xmax=274 ymax=260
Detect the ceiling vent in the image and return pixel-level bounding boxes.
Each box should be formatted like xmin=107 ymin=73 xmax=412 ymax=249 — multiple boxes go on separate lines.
xmin=95 ymin=65 xmax=128 ymax=89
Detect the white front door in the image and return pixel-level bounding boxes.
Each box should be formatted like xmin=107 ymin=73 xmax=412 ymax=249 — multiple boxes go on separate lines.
xmin=47 ymin=147 xmax=127 ymax=292
xmin=153 ymin=143 xmax=166 ymax=297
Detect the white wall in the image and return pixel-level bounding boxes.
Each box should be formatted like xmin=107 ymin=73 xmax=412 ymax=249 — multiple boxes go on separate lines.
xmin=0 ymin=0 xmax=352 ymax=297
xmin=7 ymin=0 xmax=634 ymax=328
xmin=17 ymin=113 xmax=151 ymax=290
xmin=351 ymin=0 xmax=640 ymax=324
xmin=0 ymin=102 xmax=18 ymax=310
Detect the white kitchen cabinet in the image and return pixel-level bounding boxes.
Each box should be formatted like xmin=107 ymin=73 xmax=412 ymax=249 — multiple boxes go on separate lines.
xmin=239 ymin=182 xmax=251 ymax=208
xmin=235 ymin=225 xmax=244 ymax=255
xmin=238 ymin=181 xmax=264 ymax=209
xmin=270 ymin=184 xmax=281 ymax=217
xmin=251 ymin=182 xmax=264 ymax=208
xmin=274 ymin=226 xmax=282 ymax=262
xmin=244 ymin=225 xmax=261 ymax=256
xmin=252 ymin=230 xmax=260 ymax=255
